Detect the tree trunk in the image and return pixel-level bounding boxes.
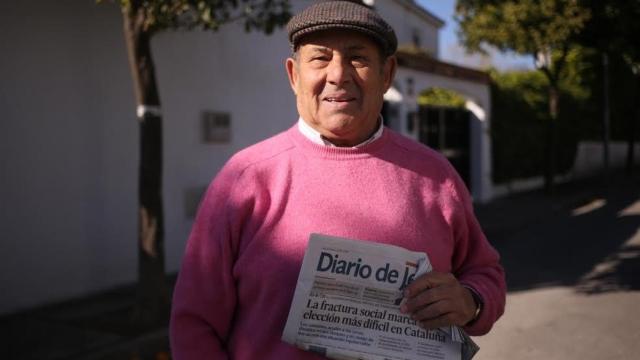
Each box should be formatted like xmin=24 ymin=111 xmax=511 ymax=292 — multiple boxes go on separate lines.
xmin=122 ymin=6 xmax=168 ymax=329
xmin=544 ymin=84 xmax=559 ymax=194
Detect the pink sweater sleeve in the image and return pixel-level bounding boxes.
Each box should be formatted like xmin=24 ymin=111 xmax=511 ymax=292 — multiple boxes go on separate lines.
xmin=447 ymin=168 xmax=506 ymax=336
xmin=170 ymin=163 xmax=245 ymax=359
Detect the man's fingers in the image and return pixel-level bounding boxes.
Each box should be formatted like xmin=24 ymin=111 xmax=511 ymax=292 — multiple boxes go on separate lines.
xmin=410 ymin=299 xmax=452 ymax=322
xmin=409 ymin=298 xmax=469 ymax=327
xmin=404 ymin=271 xmax=456 ymax=297
xmin=399 ymin=271 xmax=477 ymax=328
xmin=401 ymin=285 xmax=448 ymax=313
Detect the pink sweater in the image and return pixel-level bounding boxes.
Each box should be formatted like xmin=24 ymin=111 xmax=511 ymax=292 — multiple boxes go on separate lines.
xmin=170 ymin=125 xmax=505 ymax=359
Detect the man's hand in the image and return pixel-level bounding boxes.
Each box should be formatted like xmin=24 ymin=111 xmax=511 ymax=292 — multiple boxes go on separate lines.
xmin=399 ymin=271 xmax=477 ymax=329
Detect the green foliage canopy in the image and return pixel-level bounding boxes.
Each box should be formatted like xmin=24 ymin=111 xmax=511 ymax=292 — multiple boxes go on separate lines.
xmin=417 ymin=88 xmax=466 ymax=108
xmin=101 ymin=0 xmax=290 ymax=35
xmin=456 ymin=0 xmax=592 ymax=191
xmin=456 ymin=0 xmax=590 ymax=89
xmin=489 ymin=69 xmax=583 ymax=182
xmin=456 ymin=0 xmax=589 ymax=57
xmin=578 ymin=0 xmax=640 ymax=72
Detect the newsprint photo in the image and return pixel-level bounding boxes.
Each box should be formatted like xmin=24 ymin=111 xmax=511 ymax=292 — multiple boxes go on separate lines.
xmin=282 ymin=234 xmax=479 ymax=360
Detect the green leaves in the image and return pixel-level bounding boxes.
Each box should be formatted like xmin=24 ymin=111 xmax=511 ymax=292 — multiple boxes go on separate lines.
xmin=456 ymin=0 xmax=590 ymax=58
xmin=578 ymin=0 xmax=640 ymax=72
xmin=100 ymin=0 xmax=290 ymax=35
xmin=417 ymin=88 xmax=466 ymax=108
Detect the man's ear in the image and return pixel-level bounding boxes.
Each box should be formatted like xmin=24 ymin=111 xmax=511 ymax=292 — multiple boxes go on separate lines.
xmin=285 ymin=57 xmax=298 ymax=95
xmin=383 ymin=55 xmax=397 ymax=92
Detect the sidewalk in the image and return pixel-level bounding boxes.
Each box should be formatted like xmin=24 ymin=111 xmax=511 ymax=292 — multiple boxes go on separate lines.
xmin=1 ymin=172 xmax=638 ymax=359
xmin=472 ymin=172 xmax=640 ymax=359
xmin=0 ymin=280 xmax=174 ymax=360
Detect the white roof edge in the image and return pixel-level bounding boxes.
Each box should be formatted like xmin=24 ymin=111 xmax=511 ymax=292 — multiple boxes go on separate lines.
xmin=391 ymin=0 xmax=446 ymax=29
xmin=384 ymin=86 xmax=403 ymax=103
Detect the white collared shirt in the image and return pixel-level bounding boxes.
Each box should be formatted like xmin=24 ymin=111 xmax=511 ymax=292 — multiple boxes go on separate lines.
xmin=297 ymin=117 xmax=384 ymax=148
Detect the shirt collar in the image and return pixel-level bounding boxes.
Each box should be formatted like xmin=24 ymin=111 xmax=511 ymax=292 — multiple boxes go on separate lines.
xmin=297 ymin=117 xmax=384 ymax=148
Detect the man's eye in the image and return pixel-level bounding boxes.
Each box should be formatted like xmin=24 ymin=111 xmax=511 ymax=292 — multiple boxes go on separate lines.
xmin=351 ymin=56 xmax=368 ymax=66
xmin=311 ymin=56 xmax=329 ymax=62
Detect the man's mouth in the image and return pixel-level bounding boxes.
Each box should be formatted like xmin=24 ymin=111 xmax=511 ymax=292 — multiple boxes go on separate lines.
xmin=324 ymin=97 xmax=355 ymax=103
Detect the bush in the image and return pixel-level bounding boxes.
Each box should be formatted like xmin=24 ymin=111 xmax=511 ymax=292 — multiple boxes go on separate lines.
xmin=490 ymin=69 xmax=581 ymax=183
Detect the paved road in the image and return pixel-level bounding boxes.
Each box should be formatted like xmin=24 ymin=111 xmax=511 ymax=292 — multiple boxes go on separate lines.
xmin=472 ymin=174 xmax=640 ymax=360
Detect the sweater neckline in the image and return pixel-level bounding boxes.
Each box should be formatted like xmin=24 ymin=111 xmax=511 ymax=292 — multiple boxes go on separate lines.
xmin=287 ymin=125 xmax=390 ymax=160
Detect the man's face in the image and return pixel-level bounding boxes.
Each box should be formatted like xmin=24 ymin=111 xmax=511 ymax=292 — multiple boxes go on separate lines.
xmin=286 ymin=30 xmax=396 ymax=146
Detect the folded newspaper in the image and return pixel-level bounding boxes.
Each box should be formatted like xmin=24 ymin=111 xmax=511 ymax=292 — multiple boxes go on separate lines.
xmin=282 ymin=234 xmax=479 ymax=360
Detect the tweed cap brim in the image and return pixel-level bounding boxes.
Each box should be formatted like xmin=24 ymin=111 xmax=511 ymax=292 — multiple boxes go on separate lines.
xmin=287 ymin=1 xmax=398 ymax=56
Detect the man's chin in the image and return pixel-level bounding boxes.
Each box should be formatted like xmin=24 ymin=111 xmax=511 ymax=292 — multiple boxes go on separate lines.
xmin=322 ymin=121 xmax=357 ymax=136
xmin=321 ymin=125 xmax=369 ymax=146
xmin=319 ymin=113 xmax=360 ymax=128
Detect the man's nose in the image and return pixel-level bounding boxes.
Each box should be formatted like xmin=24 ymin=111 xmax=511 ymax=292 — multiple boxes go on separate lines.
xmin=326 ymin=57 xmax=351 ymax=86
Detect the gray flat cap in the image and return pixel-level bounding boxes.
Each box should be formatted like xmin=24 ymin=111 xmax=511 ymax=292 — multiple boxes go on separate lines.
xmin=287 ymin=0 xmax=398 ymax=57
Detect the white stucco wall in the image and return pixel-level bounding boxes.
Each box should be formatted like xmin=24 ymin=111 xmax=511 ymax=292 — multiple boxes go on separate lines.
xmin=571 ymin=141 xmax=639 ymax=177
xmin=1 ymin=0 xmax=139 ymax=314
xmin=153 ymin=23 xmax=299 ymax=275
xmin=0 ymin=0 xmax=300 ymax=315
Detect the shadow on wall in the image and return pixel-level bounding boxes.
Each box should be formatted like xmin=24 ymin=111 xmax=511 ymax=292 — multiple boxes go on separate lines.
xmin=476 ymin=174 xmax=640 ymax=294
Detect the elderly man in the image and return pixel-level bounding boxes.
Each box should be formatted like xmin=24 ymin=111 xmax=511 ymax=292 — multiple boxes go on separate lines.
xmin=170 ymin=1 xmax=505 ymax=359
